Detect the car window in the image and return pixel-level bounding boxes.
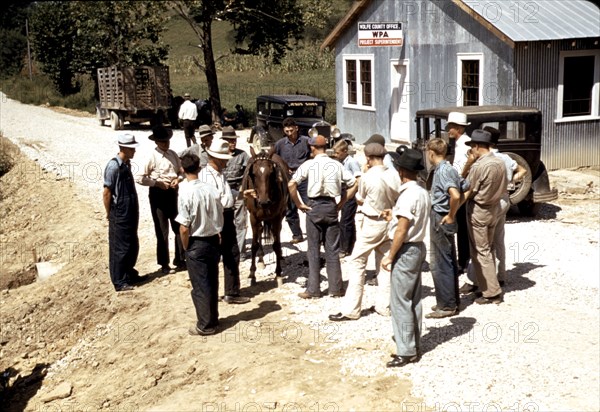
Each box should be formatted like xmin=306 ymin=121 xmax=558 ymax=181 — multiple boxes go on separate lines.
xmin=257 ymin=101 xmax=266 ymax=115
xmin=269 ymin=102 xmax=285 ymax=118
xmin=480 ymin=121 xmax=526 ymax=141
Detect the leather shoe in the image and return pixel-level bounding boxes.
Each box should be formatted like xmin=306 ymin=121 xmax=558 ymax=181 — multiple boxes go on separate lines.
xmin=328 ymin=313 xmax=358 ymax=322
xmin=115 ymin=283 xmax=134 ymax=292
xmin=329 ymin=291 xmax=345 ymax=298
xmin=475 ymin=294 xmax=503 ymax=305
xmin=459 ymin=283 xmax=478 ymax=294
xmin=222 ymin=295 xmax=251 ymax=304
xmin=298 ymin=292 xmax=321 ymax=299
xmin=425 ymin=308 xmax=458 ymax=319
xmin=290 ymin=236 xmax=304 ymax=244
xmin=386 ymin=354 xmax=419 ymax=368
xmin=188 ymin=326 xmax=216 ymax=336
xmin=161 ymin=265 xmax=176 ymax=275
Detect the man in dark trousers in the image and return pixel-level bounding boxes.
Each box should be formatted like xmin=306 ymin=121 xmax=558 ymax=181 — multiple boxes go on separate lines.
xmin=136 ymin=127 xmax=185 ymax=274
xmin=289 ymin=135 xmax=356 ymax=299
xmin=103 ymin=134 xmax=142 ymax=292
xmin=178 ymin=92 xmax=198 ymax=147
xmin=274 ymin=118 xmax=310 ymax=244
xmin=177 ymin=154 xmax=223 ymax=336
xmin=199 ymin=138 xmax=250 ymax=304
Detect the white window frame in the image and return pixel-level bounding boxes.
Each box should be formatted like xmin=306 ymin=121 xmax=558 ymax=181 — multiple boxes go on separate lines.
xmin=556 ymin=49 xmax=600 ymax=123
xmin=342 ymin=54 xmax=375 ymax=111
xmin=457 ymin=53 xmax=484 ymax=106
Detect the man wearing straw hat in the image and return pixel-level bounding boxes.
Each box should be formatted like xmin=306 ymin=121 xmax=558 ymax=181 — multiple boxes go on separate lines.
xmin=103 ymin=134 xmax=142 ymax=292
xmin=200 ymin=138 xmax=250 ymax=304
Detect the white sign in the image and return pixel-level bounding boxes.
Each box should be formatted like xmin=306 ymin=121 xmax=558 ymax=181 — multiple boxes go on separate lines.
xmin=358 ymin=21 xmax=403 ymax=47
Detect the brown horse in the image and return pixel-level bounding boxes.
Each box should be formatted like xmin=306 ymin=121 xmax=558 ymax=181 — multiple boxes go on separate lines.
xmin=241 ymin=147 xmax=289 ymax=286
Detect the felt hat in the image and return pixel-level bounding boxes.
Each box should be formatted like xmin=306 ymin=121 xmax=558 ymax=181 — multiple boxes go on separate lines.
xmin=198 ymin=125 xmax=214 ymax=139
xmin=221 ymin=126 xmax=239 ymax=139
xmin=466 ymin=129 xmax=493 ymax=146
xmin=116 ymin=133 xmax=139 ymax=148
xmin=393 ymin=148 xmax=425 ymax=171
xmin=148 ymin=127 xmax=173 ymax=142
xmin=364 ymin=133 xmax=386 ymax=146
xmin=206 ymin=138 xmax=233 ymax=160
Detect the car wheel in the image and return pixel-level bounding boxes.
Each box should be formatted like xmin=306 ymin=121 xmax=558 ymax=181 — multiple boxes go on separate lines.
xmin=110 ymin=111 xmax=124 ymax=131
xmin=504 ymin=152 xmax=532 ymax=205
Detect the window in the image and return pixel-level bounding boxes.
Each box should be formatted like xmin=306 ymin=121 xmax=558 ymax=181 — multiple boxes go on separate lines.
xmin=457 ymin=53 xmax=483 ymax=106
xmin=480 ymin=121 xmax=526 ymax=141
xmin=557 ymin=50 xmax=600 ymax=121
xmin=343 ymin=55 xmax=374 ymax=109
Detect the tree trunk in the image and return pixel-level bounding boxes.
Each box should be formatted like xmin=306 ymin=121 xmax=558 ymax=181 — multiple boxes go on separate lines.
xmin=201 ymin=19 xmax=221 ymax=126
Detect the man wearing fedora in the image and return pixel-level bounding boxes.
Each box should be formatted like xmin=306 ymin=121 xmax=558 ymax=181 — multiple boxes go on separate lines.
xmin=221 ymin=126 xmax=251 ymax=255
xmin=103 ymin=134 xmax=142 ymax=292
xmin=179 ymin=124 xmax=214 ymax=169
xmin=381 ymin=148 xmax=430 ymax=368
xmin=178 ymin=92 xmax=198 ymax=147
xmin=200 ymin=138 xmax=250 ymax=304
xmin=461 ymin=129 xmax=508 ymax=304
xmin=136 ymin=126 xmax=186 ymax=275
xmin=289 ymin=135 xmax=356 ymax=299
xmin=446 ymin=112 xmax=472 ymax=276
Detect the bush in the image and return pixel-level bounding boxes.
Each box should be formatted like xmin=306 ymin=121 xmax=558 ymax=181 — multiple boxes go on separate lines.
xmin=0 ymin=135 xmax=18 ymax=178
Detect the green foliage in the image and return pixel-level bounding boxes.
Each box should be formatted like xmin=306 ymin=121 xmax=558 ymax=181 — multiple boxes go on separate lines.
xmin=29 ymin=1 xmax=170 ymax=96
xmin=0 ymin=28 xmax=27 ymax=78
xmin=0 ymin=135 xmax=18 ymax=180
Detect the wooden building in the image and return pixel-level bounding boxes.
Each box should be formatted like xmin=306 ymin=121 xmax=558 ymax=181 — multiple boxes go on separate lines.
xmin=322 ymin=0 xmax=600 ymax=169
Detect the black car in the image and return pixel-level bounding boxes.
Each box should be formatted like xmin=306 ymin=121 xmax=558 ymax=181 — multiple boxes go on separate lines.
xmin=413 ymin=105 xmax=558 ymax=216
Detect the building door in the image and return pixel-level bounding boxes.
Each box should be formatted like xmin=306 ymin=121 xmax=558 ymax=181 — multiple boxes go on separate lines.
xmin=390 ymin=59 xmax=410 ymax=142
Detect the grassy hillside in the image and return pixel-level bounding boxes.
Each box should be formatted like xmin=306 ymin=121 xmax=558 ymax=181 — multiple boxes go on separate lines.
xmin=163 ymin=2 xmax=353 ymax=124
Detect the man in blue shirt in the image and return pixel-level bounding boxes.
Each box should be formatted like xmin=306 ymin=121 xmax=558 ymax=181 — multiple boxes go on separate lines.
xmin=274 ymin=118 xmax=310 ymax=243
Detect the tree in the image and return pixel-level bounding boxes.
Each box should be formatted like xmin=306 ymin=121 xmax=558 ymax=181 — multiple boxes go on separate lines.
xmin=170 ymin=0 xmax=305 ymax=123
xmin=0 ymin=2 xmax=33 ymax=78
xmin=29 ymin=1 xmax=169 ymax=95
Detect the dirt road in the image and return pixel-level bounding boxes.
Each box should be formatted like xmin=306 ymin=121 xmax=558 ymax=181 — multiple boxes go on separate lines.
xmin=0 ymin=93 xmax=598 ymax=411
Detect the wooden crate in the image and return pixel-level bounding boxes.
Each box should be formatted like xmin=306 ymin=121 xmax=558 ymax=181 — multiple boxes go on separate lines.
xmin=97 ymin=66 xmax=171 ymax=111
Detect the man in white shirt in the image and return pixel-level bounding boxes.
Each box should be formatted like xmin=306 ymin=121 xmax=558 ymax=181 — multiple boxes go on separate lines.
xmin=177 ymin=153 xmax=223 ymax=336
xmin=178 ymin=93 xmax=198 ymax=147
xmin=289 ymin=135 xmax=356 ymax=299
xmin=136 ymin=127 xmax=185 ymax=274
xmin=199 ymin=139 xmax=250 ymax=304
xmin=381 ymin=148 xmax=430 ymax=368
xmin=329 ymin=142 xmax=401 ymax=321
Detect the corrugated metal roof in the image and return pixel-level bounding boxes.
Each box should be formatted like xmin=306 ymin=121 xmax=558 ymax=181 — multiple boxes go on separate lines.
xmin=461 ymin=0 xmax=600 ymax=41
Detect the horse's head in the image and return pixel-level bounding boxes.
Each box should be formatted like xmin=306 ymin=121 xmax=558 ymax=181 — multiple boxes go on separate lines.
xmin=248 ymin=149 xmax=284 ymax=207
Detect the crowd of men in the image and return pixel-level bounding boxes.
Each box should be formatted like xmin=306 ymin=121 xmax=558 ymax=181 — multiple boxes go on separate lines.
xmin=103 ymin=112 xmax=522 ymax=365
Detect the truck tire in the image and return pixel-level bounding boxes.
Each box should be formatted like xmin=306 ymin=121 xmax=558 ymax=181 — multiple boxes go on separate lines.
xmin=96 ymin=107 xmax=105 ymax=127
xmin=518 ymin=194 xmax=540 ymax=217
xmin=110 ymin=111 xmax=123 ymax=131
xmin=504 ymin=152 xmax=532 ymax=205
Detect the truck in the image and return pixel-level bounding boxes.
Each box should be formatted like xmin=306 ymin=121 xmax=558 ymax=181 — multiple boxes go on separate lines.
xmin=96 ymin=66 xmax=171 ymax=130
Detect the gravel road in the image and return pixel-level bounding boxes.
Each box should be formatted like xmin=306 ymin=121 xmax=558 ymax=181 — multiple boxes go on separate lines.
xmin=1 ymin=92 xmax=598 ymax=411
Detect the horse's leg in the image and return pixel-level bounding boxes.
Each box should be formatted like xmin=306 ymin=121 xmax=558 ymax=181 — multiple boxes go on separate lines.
xmin=256 ymin=231 xmax=266 ymax=271
xmin=272 ymin=218 xmax=284 ymax=287
xmin=248 ymin=216 xmax=260 ymax=286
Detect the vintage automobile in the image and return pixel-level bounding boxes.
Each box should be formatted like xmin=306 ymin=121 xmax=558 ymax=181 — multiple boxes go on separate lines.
xmin=250 ymin=95 xmax=353 ymax=154
xmin=413 ymin=105 xmax=558 ymax=216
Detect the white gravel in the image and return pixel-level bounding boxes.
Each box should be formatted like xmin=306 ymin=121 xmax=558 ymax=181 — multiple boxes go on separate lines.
xmin=1 ymin=92 xmax=599 ymax=412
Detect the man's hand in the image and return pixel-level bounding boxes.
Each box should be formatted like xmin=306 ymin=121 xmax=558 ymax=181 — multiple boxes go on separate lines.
xmin=381 ymin=255 xmax=393 ymax=272
xmin=380 ymin=209 xmax=393 ymax=221
xmin=155 ymin=180 xmax=170 ymax=190
xmin=243 ymin=189 xmax=257 ymax=199
xmin=441 ymin=214 xmax=455 ymax=225
xmin=298 ymin=204 xmax=312 ymax=213
xmin=170 ymin=178 xmax=179 ymax=189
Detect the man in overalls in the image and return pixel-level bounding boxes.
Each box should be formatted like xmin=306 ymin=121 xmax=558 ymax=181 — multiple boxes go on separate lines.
xmin=103 ymin=134 xmax=141 ymax=292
